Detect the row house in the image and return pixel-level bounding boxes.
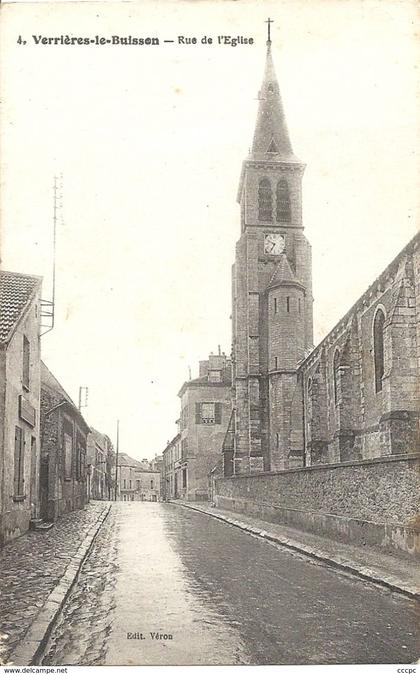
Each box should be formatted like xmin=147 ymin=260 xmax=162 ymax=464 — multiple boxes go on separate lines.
xmin=162 ymin=432 xmax=181 ymax=500
xmin=0 ymin=271 xmax=42 ymax=547
xmin=87 ymin=428 xmax=115 ymax=501
xmin=40 ymin=362 xmax=90 ymax=520
xmin=150 ymin=454 xmax=163 ymax=472
xmin=177 ymin=350 xmax=232 ymax=501
xmin=117 ymin=452 xmax=161 ymax=502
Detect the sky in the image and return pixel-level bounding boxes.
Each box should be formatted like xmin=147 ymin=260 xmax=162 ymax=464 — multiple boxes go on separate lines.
xmin=1 ymin=0 xmax=418 ymax=461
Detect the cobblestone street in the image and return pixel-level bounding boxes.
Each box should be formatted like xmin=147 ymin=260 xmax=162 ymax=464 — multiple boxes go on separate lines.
xmin=43 ymin=506 xmax=119 ymax=666
xmin=0 ymin=502 xmax=109 ymax=665
xmin=41 ymin=503 xmax=419 ymax=666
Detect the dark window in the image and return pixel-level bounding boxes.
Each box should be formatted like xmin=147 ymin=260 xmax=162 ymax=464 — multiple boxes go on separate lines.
xmin=274 ymin=356 xmax=278 ymax=370
xmin=286 ymin=297 xmax=290 ymax=312
xmin=136 ymin=480 xmax=140 ymax=490
xmin=298 ymin=298 xmax=301 ymax=314
xmin=14 ymin=426 xmax=25 ymax=497
xmin=151 ymin=479 xmax=154 ymax=489
xmin=182 ymin=468 xmax=187 ymax=489
xmin=195 ymin=402 xmax=222 ymax=424
xmin=258 ymin=178 xmax=272 ymax=222
xmin=307 ymin=377 xmax=312 ymax=395
xmin=76 ymin=447 xmax=80 ymax=480
xmin=75 ymin=435 xmax=85 ymax=481
xmin=23 ymin=336 xmax=30 ymax=390
xmin=374 ymin=309 xmax=385 ymax=393
xmin=276 ymin=432 xmax=279 ymax=448
xmin=77 ymin=447 xmax=81 ymax=480
xmin=276 ymin=179 xmax=291 ymax=222
xmin=123 ymin=479 xmax=126 ymax=489
xmin=274 ymin=297 xmax=278 ymax=314
xmin=333 ymin=349 xmax=340 ymax=405
xmin=64 ymin=432 xmax=72 ymax=479
xmin=80 ymin=450 xmax=85 ymax=480
xmin=129 ymin=480 xmax=132 ymax=490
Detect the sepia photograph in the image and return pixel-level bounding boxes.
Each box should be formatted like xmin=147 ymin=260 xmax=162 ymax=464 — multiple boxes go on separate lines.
xmin=0 ymin=0 xmax=418 ymax=669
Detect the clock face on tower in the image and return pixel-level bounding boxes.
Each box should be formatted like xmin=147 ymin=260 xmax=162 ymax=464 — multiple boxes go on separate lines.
xmin=264 ymin=233 xmax=285 ymax=255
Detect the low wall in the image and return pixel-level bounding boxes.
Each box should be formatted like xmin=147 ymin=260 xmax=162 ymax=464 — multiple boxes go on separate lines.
xmin=214 ymin=454 xmax=420 ymax=557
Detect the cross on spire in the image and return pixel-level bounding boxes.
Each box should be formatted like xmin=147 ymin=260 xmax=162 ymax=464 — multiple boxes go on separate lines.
xmin=265 ymin=17 xmax=274 ymax=45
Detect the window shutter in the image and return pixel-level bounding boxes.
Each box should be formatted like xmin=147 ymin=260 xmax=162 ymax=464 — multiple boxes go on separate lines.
xmin=14 ymin=427 xmax=24 ymax=496
xmin=215 ymin=403 xmax=222 ymax=424
xmin=14 ymin=427 xmax=21 ymax=493
xmin=195 ymin=403 xmax=201 ymax=424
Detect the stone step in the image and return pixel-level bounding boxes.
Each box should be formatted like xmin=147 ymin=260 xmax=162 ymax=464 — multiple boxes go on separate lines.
xmin=30 ymin=519 xmax=54 ymax=532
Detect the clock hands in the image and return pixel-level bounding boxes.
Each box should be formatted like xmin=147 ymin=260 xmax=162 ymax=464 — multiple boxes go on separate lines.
xmin=265 ymin=234 xmax=285 ymax=254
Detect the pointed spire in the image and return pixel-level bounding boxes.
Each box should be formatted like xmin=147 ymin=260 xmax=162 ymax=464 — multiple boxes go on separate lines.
xmin=251 ymin=38 xmax=298 ymax=162
xmin=268 ymin=254 xmax=304 ymax=290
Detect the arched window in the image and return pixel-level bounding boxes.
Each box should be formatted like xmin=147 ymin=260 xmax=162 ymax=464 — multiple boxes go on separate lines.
xmin=307 ymin=377 xmax=313 ymax=421
xmin=374 ymin=309 xmax=385 ymax=393
xmin=333 ymin=349 xmax=340 ymax=405
xmin=307 ymin=377 xmax=312 ymax=396
xmin=276 ymin=179 xmax=291 ymax=223
xmin=258 ymin=178 xmax=272 ymax=222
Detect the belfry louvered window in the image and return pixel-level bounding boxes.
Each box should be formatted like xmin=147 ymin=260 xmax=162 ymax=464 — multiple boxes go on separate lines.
xmin=258 ymin=178 xmax=272 ymax=222
xmin=374 ymin=309 xmax=385 ymax=393
xmin=276 ymin=179 xmax=291 ymax=223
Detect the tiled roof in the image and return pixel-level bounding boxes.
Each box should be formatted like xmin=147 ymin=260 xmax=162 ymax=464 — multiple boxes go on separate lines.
xmin=118 ymin=453 xmax=158 ymax=472
xmin=41 ymin=361 xmax=91 ymax=434
xmin=268 ymin=254 xmax=301 ymax=290
xmin=0 ymin=271 xmax=41 ymax=344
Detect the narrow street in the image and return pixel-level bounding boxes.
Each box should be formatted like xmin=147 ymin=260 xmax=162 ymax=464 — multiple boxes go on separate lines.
xmin=42 ymin=503 xmax=418 ymax=666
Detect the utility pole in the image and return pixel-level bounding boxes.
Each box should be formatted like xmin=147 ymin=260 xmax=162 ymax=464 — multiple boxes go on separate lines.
xmin=78 ymin=386 xmax=89 ymax=411
xmin=41 ymin=174 xmax=61 ymax=336
xmin=114 ymin=419 xmax=120 ymax=501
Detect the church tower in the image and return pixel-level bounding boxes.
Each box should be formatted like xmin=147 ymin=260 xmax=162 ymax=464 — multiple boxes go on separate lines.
xmin=229 ymin=27 xmax=313 ymax=474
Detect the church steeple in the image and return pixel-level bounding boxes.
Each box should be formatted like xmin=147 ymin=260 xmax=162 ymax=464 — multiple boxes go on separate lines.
xmin=231 ymin=19 xmax=314 ymax=476
xmin=251 ymin=38 xmax=298 ymax=162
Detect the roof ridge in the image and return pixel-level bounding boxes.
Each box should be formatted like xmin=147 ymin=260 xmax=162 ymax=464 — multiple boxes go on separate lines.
xmin=41 ymin=360 xmax=77 ymax=407
xmin=0 ymin=272 xmax=42 ymax=344
xmin=267 ymin=254 xmax=299 ymax=289
xmin=0 ymin=269 xmax=43 ymax=281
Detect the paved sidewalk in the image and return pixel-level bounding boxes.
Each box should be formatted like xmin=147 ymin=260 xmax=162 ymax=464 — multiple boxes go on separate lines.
xmin=171 ymin=501 xmax=419 ymax=599
xmin=0 ymin=501 xmax=110 ymax=665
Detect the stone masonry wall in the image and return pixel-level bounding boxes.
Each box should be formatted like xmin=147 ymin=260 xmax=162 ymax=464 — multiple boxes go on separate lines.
xmin=1 ymin=291 xmax=41 ymax=546
xmin=299 ymin=233 xmax=420 ymax=464
xmin=215 ymin=455 xmax=419 ymax=526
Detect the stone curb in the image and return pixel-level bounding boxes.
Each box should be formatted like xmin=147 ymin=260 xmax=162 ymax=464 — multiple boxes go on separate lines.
xmin=171 ymin=501 xmax=420 ymax=601
xmin=9 ymin=504 xmax=112 ymax=666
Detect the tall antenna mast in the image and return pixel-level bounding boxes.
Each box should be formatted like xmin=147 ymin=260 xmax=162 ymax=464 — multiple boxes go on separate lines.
xmin=41 ymin=174 xmax=61 ymax=336
xmin=78 ymin=386 xmax=89 ymax=411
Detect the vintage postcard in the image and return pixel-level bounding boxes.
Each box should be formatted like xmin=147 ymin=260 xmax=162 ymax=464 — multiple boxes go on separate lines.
xmin=0 ymin=0 xmax=418 ymax=670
